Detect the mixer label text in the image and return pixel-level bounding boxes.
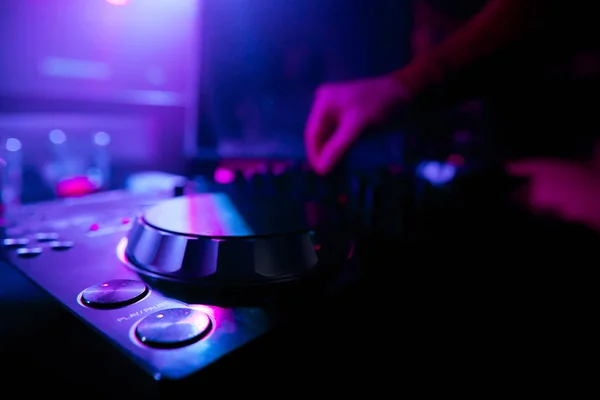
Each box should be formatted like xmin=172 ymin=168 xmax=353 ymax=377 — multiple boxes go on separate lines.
xmin=116 ymin=301 xmax=169 ymax=322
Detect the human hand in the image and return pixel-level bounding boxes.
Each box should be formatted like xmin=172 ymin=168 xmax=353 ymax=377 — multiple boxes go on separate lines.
xmin=304 ymin=74 xmax=410 ymax=175
xmin=507 ymin=158 xmax=600 ymax=233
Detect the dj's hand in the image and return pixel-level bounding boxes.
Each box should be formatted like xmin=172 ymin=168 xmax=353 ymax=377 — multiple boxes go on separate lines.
xmin=508 ymin=158 xmax=600 ymax=233
xmin=304 ymin=74 xmax=409 ymax=175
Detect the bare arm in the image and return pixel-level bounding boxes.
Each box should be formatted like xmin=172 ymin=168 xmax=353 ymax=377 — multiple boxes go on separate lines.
xmin=393 ymin=0 xmax=567 ymax=106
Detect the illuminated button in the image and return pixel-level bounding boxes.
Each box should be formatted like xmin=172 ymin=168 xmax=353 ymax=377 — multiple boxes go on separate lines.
xmin=135 ymin=308 xmax=212 ymax=348
xmin=35 ymin=232 xmax=60 ymax=242
xmin=16 ymin=247 xmax=43 ymax=258
xmin=2 ymin=238 xmax=29 ymax=248
xmin=50 ymin=240 xmax=74 ymax=251
xmin=81 ymin=279 xmax=148 ymax=309
xmin=89 ymin=223 xmax=100 ymax=231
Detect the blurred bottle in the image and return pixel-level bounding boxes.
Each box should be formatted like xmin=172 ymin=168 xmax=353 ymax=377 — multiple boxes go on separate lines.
xmin=44 ymin=130 xmax=112 ymax=198
xmin=89 ymin=131 xmax=111 ymax=189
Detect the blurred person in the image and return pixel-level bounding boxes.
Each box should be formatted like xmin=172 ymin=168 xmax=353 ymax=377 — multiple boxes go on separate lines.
xmin=410 ymin=0 xmax=486 ymax=55
xmin=305 ymin=0 xmax=598 ymax=174
xmin=304 ymin=0 xmax=600 ymax=229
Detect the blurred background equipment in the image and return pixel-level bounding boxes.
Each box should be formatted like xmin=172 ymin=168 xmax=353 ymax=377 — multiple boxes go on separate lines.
xmin=0 ymin=0 xmax=486 ymax=203
xmin=0 ymin=0 xmax=201 ymax=201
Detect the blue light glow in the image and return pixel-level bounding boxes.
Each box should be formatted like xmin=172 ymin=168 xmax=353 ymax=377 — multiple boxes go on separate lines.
xmin=417 ymin=161 xmax=457 ymax=185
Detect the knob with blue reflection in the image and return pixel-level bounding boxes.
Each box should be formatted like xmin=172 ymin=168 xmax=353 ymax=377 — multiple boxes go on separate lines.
xmin=124 ymin=192 xmax=340 ymax=287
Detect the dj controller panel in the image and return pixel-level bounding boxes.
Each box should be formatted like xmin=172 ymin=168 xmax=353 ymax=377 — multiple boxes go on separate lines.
xmin=0 ymin=158 xmax=530 ymax=395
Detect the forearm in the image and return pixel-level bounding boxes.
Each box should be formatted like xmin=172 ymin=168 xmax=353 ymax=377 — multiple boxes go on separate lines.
xmin=393 ymin=0 xmax=558 ymax=107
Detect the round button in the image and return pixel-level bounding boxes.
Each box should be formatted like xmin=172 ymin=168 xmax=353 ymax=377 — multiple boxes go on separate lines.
xmin=50 ymin=240 xmax=74 ymax=250
xmin=135 ymin=308 xmax=212 ymax=348
xmin=81 ymin=279 xmax=148 ymax=309
xmin=2 ymin=238 xmax=29 ymax=248
xmin=35 ymin=232 xmax=60 ymax=242
xmin=16 ymin=247 xmax=43 ymax=258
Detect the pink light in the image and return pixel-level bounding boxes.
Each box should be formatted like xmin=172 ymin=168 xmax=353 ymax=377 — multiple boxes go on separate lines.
xmin=56 ymin=176 xmax=98 ymax=198
xmin=105 ymin=0 xmax=129 ymax=5
xmin=214 ymin=167 xmax=235 ymax=184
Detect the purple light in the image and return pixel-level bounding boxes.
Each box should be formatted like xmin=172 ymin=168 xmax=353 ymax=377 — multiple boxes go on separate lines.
xmin=5 ymin=138 xmax=21 ymax=152
xmin=49 ymin=129 xmax=66 ymax=144
xmin=94 ymin=132 xmax=111 ymax=146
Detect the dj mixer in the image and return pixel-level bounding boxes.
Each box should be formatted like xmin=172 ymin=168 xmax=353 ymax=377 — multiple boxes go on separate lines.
xmin=0 ymin=159 xmax=554 ymax=396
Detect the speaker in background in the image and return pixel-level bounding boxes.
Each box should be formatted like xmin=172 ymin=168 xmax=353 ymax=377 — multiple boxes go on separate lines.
xmin=0 ymin=0 xmax=201 ymax=199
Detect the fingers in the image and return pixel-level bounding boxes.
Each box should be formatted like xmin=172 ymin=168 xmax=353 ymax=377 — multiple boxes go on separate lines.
xmin=313 ymin=116 xmax=362 ymax=175
xmin=304 ymin=92 xmax=334 ymax=171
xmin=304 ymin=84 xmax=363 ymax=175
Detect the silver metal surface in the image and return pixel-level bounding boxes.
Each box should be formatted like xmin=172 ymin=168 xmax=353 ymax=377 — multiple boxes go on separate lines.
xmin=80 ymin=279 xmax=149 ymax=309
xmin=135 ymin=308 xmax=212 ymax=348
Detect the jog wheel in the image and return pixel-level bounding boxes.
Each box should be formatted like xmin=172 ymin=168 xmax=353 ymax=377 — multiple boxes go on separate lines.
xmin=123 ymin=193 xmax=350 ymax=299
